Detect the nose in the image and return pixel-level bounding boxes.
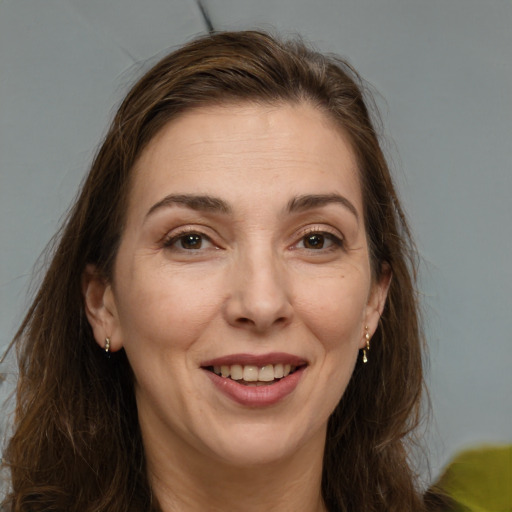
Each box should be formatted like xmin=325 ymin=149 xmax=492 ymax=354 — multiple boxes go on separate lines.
xmin=223 ymin=247 xmax=293 ymax=333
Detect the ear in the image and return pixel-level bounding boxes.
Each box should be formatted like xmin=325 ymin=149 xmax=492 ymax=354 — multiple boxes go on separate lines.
xmin=82 ymin=264 xmax=122 ymax=352
xmin=361 ymin=263 xmax=392 ymax=345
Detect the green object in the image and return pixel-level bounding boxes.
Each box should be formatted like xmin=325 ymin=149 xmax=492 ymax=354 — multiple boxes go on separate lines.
xmin=435 ymin=445 xmax=512 ymax=511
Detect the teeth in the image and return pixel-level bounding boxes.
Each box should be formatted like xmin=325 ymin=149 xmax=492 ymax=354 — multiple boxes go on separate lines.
xmin=258 ymin=365 xmax=275 ymax=382
xmin=211 ymin=363 xmax=299 ymax=382
xmin=243 ymin=365 xmax=258 ymax=382
xmin=230 ymin=364 xmax=243 ymax=380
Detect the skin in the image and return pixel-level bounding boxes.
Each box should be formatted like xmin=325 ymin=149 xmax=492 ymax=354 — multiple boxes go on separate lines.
xmin=84 ymin=102 xmax=390 ymax=511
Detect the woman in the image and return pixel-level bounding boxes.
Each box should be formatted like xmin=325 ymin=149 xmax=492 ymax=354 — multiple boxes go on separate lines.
xmin=2 ymin=31 xmax=426 ymax=511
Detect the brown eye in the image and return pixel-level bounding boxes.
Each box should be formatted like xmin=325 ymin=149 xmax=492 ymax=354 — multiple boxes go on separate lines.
xmin=164 ymin=231 xmax=214 ymax=251
xmin=303 ymin=233 xmax=326 ymax=249
xmin=180 ymin=233 xmax=203 ymax=249
xmin=295 ymin=231 xmax=343 ymax=251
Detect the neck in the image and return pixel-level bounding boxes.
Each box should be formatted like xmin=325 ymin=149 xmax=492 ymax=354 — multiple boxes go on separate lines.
xmin=146 ymin=430 xmax=328 ymax=512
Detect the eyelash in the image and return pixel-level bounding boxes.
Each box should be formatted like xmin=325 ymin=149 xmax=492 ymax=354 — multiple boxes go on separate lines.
xmin=292 ymin=228 xmax=344 ymax=252
xmin=162 ymin=227 xmax=216 ymax=251
xmin=162 ymin=227 xmax=343 ymax=253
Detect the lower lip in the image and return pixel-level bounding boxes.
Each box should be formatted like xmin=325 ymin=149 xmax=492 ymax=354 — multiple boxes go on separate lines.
xmin=204 ymin=366 xmax=306 ymax=407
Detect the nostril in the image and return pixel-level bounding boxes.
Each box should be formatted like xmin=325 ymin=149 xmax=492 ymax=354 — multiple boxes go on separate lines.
xmin=235 ymin=316 xmax=287 ymax=328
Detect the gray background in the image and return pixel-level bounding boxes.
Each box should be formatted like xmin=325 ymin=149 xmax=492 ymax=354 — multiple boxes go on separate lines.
xmin=1 ymin=0 xmax=511 ymax=485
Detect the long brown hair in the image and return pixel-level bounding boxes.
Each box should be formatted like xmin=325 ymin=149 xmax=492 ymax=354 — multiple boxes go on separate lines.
xmin=2 ymin=31 xmax=426 ymax=511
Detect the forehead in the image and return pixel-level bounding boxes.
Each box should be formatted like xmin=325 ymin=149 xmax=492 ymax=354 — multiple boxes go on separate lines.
xmin=128 ymin=101 xmax=362 ymax=218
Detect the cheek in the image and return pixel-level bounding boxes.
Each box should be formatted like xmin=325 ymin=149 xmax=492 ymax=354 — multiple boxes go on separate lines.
xmin=296 ymin=276 xmax=368 ymax=349
xmin=114 ymin=264 xmax=223 ymax=352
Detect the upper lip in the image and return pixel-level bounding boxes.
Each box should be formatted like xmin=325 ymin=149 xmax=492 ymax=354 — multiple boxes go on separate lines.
xmin=200 ymin=352 xmax=308 ymax=367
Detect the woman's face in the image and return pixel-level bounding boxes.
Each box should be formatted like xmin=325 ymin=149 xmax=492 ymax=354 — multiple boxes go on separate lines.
xmin=86 ymin=102 xmax=389 ymax=468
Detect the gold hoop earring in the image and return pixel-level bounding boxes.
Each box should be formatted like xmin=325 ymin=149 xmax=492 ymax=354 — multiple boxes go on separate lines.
xmin=362 ymin=326 xmax=370 ymax=364
xmin=104 ymin=337 xmax=111 ymax=353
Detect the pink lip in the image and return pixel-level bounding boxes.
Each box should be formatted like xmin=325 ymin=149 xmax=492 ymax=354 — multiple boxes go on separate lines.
xmin=201 ymin=352 xmax=307 ymax=367
xmin=202 ymin=366 xmax=307 ymax=408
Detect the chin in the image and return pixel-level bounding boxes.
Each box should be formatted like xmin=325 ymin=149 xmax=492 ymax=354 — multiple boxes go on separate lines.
xmin=199 ymin=419 xmax=322 ymax=469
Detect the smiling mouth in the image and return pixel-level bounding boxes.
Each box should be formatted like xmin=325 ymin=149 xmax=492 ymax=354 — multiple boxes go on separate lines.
xmin=204 ymin=363 xmax=304 ymax=386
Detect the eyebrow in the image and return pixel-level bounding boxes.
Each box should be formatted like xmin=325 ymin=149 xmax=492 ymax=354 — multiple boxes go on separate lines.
xmin=145 ymin=194 xmax=232 ymax=219
xmin=287 ymin=194 xmax=359 ymax=221
xmin=145 ymin=192 xmax=359 ymax=221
